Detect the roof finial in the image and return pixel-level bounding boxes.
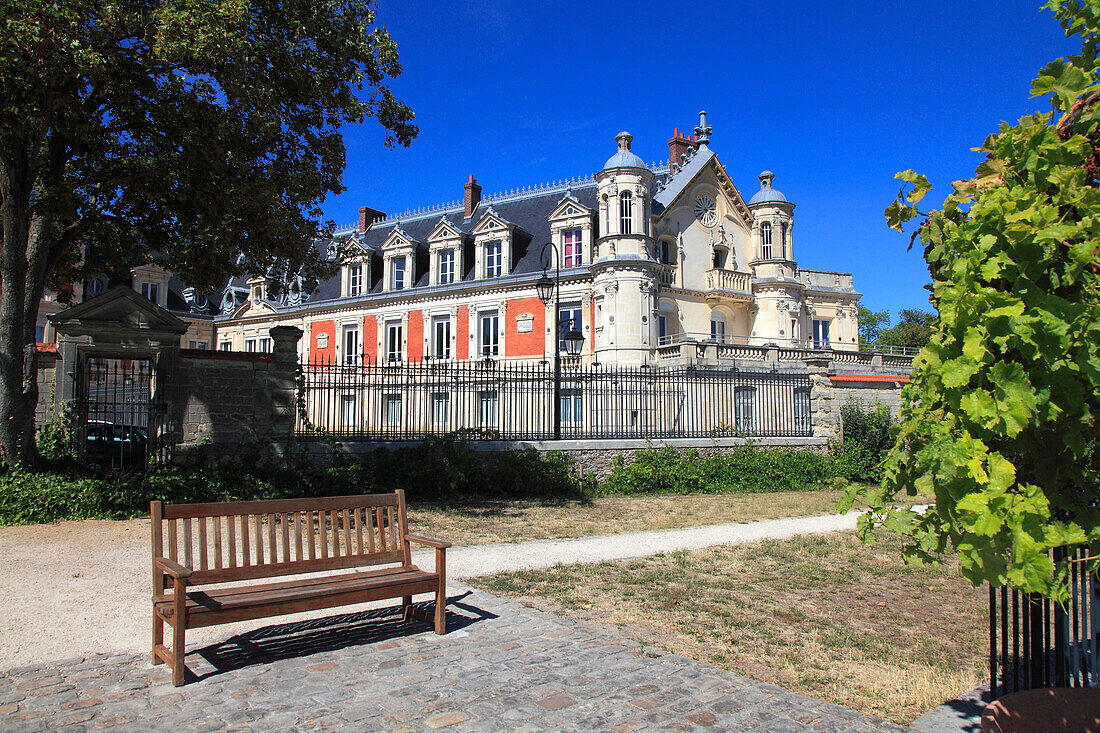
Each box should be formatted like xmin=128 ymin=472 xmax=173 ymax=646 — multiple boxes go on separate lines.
xmin=694 ymin=110 xmax=711 ymax=147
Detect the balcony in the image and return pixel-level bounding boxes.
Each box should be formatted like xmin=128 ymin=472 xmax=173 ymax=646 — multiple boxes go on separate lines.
xmin=704 ymin=268 xmax=752 ymax=301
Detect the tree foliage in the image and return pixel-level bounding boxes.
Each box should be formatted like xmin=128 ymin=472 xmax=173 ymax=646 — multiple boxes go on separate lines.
xmin=857 ymin=304 xmax=890 ymax=345
xmin=843 ymin=0 xmax=1100 ymax=600
xmin=878 ymin=309 xmax=936 ymax=349
xmin=0 ymin=0 xmax=417 ymax=465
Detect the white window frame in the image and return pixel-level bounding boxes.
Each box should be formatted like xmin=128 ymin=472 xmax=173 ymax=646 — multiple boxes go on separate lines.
xmin=813 ymin=319 xmax=831 ymax=349
xmin=189 ymin=340 xmax=208 ymax=350
xmin=433 ymin=316 xmax=452 ymax=359
xmin=558 ymin=304 xmax=582 ymax=351
xmin=346 ymin=262 xmax=363 ymax=297
xmin=385 ymin=393 xmax=402 ymax=426
xmin=619 ymin=192 xmax=633 ymax=234
xmin=341 ymin=394 xmax=358 ymax=429
xmin=485 ymin=241 xmax=502 ymax=279
xmin=219 ymin=340 xmax=232 ymax=351
xmin=794 ymin=387 xmax=811 ymax=434
xmin=438 ymin=250 xmax=455 ymax=285
xmin=259 ymin=337 xmax=273 ymax=353
xmin=245 ymin=338 xmax=258 ymax=352
xmin=342 ymin=324 xmax=360 ymax=364
xmin=560 ymin=387 xmax=583 ymax=424
xmin=563 ymin=229 xmax=583 ymax=268
xmin=431 ymin=392 xmax=450 ymax=426
xmin=710 ymin=315 xmax=726 ymax=341
xmin=392 ymin=258 xmax=406 ymax=290
xmin=761 ymin=222 xmax=773 ymax=260
xmin=479 ymin=390 xmax=498 ymax=428
xmin=385 ymin=321 xmax=403 ymax=363
xmin=479 ymin=311 xmax=499 ymax=357
xmin=140 ymin=282 xmax=159 ymax=304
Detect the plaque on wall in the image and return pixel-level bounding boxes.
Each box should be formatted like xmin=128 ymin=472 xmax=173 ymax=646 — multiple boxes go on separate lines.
xmin=516 ymin=313 xmax=534 ymax=333
xmin=316 ymin=333 xmax=329 ymax=348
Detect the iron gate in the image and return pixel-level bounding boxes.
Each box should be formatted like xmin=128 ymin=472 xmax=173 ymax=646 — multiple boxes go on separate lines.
xmin=72 ymin=356 xmax=167 ymax=469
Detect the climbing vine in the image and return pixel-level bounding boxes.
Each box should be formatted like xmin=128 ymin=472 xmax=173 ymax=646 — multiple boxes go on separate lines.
xmin=842 ymin=0 xmax=1100 ymax=600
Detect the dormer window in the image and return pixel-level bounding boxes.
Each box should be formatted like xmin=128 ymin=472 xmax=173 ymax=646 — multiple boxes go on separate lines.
xmin=485 ymin=241 xmax=502 ymax=278
xmin=348 ymin=263 xmax=363 ymax=296
xmin=564 ymin=230 xmax=583 ymax=268
xmin=140 ymin=282 xmax=159 ymax=304
xmin=619 ymin=192 xmax=633 ymax=234
xmin=392 ymin=259 xmax=406 ymax=290
xmin=439 ymin=250 xmax=455 ymax=284
xmin=761 ymin=222 xmax=773 ymax=260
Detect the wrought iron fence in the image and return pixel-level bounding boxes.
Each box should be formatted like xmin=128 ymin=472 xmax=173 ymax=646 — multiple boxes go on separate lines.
xmin=71 ymin=356 xmax=168 ymax=469
xmin=296 ymin=357 xmax=813 ymax=441
xmin=988 ymin=546 xmax=1099 ymax=699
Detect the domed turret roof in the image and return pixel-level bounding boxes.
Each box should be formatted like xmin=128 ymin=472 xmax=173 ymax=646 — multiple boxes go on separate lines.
xmin=602 ymin=131 xmax=647 ymax=170
xmin=749 ymin=171 xmax=789 ymax=205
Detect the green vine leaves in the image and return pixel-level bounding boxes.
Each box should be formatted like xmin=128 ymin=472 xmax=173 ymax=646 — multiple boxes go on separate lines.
xmin=842 ymin=0 xmax=1100 ymax=600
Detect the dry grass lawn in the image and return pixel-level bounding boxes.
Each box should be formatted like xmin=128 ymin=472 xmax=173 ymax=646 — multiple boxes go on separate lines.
xmin=470 ymin=530 xmax=987 ymax=724
xmin=406 ymin=490 xmax=859 ymax=546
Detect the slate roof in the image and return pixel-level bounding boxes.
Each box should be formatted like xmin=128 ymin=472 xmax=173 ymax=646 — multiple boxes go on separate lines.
xmin=289 ymin=182 xmax=601 ymax=310
xmin=654 ymin=147 xmax=716 ymax=210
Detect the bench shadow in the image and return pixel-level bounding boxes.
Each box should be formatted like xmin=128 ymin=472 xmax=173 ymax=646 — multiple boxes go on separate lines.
xmin=187 ymin=591 xmax=494 ymax=683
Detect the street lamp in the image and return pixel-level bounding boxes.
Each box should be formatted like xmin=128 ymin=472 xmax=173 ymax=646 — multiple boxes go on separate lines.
xmin=537 ymin=242 xmax=585 ymax=440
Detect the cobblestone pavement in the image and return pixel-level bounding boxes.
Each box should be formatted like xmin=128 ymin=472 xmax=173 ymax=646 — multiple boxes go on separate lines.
xmin=1 ymin=585 xmax=911 ymax=732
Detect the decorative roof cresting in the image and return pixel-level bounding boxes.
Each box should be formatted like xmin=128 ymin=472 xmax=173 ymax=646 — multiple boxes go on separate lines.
xmin=749 ymin=170 xmax=789 ymax=205
xmin=602 ymin=131 xmax=647 ymax=171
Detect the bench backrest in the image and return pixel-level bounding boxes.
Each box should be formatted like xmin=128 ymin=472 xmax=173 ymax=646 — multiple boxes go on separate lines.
xmin=151 ymin=491 xmax=412 ymax=592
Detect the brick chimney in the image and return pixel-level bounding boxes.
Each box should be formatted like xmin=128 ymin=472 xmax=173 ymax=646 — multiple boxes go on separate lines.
xmin=464 ymin=175 xmax=482 ymax=219
xmin=667 ymin=128 xmax=699 ymax=170
xmin=358 ymin=205 xmax=384 ymax=233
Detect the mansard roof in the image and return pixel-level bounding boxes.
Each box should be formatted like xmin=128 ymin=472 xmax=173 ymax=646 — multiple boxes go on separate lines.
xmin=301 ymin=181 xmax=600 ymax=305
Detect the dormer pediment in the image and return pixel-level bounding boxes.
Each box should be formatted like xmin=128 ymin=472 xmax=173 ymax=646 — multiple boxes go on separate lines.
xmin=548 ymin=195 xmax=593 ymax=222
xmin=471 ymin=209 xmax=514 ymax=236
xmin=426 ymin=217 xmax=465 ymax=244
xmin=654 ymin=152 xmax=752 ymax=227
xmin=381 ymin=226 xmax=419 ymax=252
xmin=342 ymin=238 xmax=372 ymax=261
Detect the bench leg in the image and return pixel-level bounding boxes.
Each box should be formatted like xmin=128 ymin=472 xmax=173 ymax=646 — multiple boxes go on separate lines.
xmin=402 ymin=595 xmax=413 ymax=622
xmin=435 ymin=547 xmax=447 ymax=635
xmin=171 ymin=581 xmax=187 ymax=686
xmin=152 ymin=612 xmax=164 ymax=665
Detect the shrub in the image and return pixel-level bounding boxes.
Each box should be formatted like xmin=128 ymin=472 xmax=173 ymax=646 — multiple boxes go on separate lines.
xmin=597 ymin=444 xmax=839 ymax=496
xmin=836 ymin=402 xmax=899 ymax=483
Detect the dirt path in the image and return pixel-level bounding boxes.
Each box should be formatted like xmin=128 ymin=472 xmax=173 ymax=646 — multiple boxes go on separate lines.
xmin=0 ymin=510 xmax=862 ymax=668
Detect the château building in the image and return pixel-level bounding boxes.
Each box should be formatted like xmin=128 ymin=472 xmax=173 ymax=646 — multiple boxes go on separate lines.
xmin=177 ymin=114 xmax=862 ymax=365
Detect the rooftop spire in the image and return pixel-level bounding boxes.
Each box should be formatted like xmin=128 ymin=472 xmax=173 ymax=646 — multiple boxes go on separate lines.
xmin=694 ymin=110 xmax=712 ymax=147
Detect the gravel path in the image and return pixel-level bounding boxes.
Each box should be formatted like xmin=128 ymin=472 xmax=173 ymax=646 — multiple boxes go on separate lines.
xmin=0 ymin=511 xmax=860 ymax=669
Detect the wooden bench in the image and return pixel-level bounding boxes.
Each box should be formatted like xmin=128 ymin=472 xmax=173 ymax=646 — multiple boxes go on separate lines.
xmin=150 ymin=490 xmax=450 ymax=686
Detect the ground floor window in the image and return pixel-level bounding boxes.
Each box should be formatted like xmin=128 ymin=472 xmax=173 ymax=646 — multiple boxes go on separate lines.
xmin=735 ymin=386 xmax=756 ymax=433
xmin=479 ymin=390 xmax=498 ymax=427
xmin=385 ymin=393 xmax=402 ymax=425
xmin=560 ymin=388 xmax=583 ymax=424
xmin=794 ymin=387 xmax=810 ymax=433
xmin=341 ymin=394 xmax=357 ymax=429
xmin=431 ymin=392 xmax=449 ymax=425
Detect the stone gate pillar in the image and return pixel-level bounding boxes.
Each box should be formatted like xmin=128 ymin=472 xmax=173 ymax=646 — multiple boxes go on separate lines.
xmin=805 ymin=353 xmax=838 ymax=441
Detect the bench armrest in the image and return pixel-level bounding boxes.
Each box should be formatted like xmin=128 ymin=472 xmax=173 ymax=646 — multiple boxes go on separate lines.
xmin=406 ymin=534 xmax=452 ymax=550
xmin=154 ymin=557 xmax=193 ymax=579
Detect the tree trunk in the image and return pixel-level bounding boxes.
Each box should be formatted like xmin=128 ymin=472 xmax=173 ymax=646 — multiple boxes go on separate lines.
xmin=0 ymin=145 xmax=42 ymax=467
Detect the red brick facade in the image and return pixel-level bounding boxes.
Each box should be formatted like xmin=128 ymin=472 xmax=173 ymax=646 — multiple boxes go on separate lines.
xmin=407 ymin=309 xmax=424 ymax=362
xmin=363 ymin=316 xmax=378 ymax=363
xmin=505 ymin=297 xmax=545 ymax=358
xmin=456 ymin=306 xmax=469 ymax=360
xmin=310 ymin=320 xmax=335 ymax=362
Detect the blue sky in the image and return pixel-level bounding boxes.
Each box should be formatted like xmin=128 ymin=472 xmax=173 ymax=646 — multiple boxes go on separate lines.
xmin=325 ymin=0 xmax=1077 ymax=321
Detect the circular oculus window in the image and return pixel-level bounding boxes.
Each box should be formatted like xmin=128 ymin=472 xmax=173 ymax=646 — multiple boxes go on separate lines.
xmin=693 ymin=195 xmax=718 ymax=227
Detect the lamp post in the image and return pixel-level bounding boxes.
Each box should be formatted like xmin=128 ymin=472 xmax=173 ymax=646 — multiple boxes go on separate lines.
xmin=536 ymin=242 xmax=584 ymax=440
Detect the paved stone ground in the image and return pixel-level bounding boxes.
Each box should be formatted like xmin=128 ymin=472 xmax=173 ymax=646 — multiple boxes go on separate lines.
xmin=0 ymin=585 xmax=912 ymax=732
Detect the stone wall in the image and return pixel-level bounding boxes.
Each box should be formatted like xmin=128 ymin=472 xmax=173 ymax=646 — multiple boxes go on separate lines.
xmin=305 ymin=436 xmax=828 ymax=481
xmin=170 ymin=326 xmax=301 ymax=461
xmin=33 ymin=350 xmax=60 ymax=430
xmin=831 ymin=379 xmax=907 ymax=417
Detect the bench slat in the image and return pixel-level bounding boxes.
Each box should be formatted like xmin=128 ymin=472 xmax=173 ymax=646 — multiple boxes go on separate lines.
xmin=267 ymin=513 xmax=276 ymax=564
xmin=254 ymin=514 xmax=264 ymax=566
xmin=281 ymin=512 xmax=291 ymax=564
xmin=319 ymin=511 xmax=328 ymax=559
xmin=198 ymin=517 xmax=208 ymax=571
xmin=240 ymin=515 xmax=250 ymax=566
xmin=355 ymin=508 xmax=365 ymax=555
xmin=162 ymin=494 xmax=399 ymax=520
xmin=168 ymin=520 xmax=177 ymax=562
xmin=183 ymin=518 xmax=193 ymax=567
xmin=186 ymin=550 xmax=405 ymax=585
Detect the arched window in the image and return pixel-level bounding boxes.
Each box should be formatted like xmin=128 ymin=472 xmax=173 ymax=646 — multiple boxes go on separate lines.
xmin=761 ymin=222 xmax=773 ymax=260
xmin=710 ymin=312 xmax=726 ymax=341
xmin=619 ymin=191 xmax=633 ymax=234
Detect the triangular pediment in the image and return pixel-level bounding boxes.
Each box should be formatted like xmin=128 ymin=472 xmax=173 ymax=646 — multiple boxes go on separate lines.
xmin=381 ymin=226 xmax=418 ymax=251
xmin=471 ymin=209 xmax=514 ymax=235
xmin=232 ymin=299 xmax=277 ymax=318
xmin=49 ymin=286 xmax=188 ymax=335
xmin=426 ymin=217 xmax=464 ymax=243
xmin=655 ymin=151 xmax=752 ymax=227
xmin=548 ymin=195 xmax=593 ymax=221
